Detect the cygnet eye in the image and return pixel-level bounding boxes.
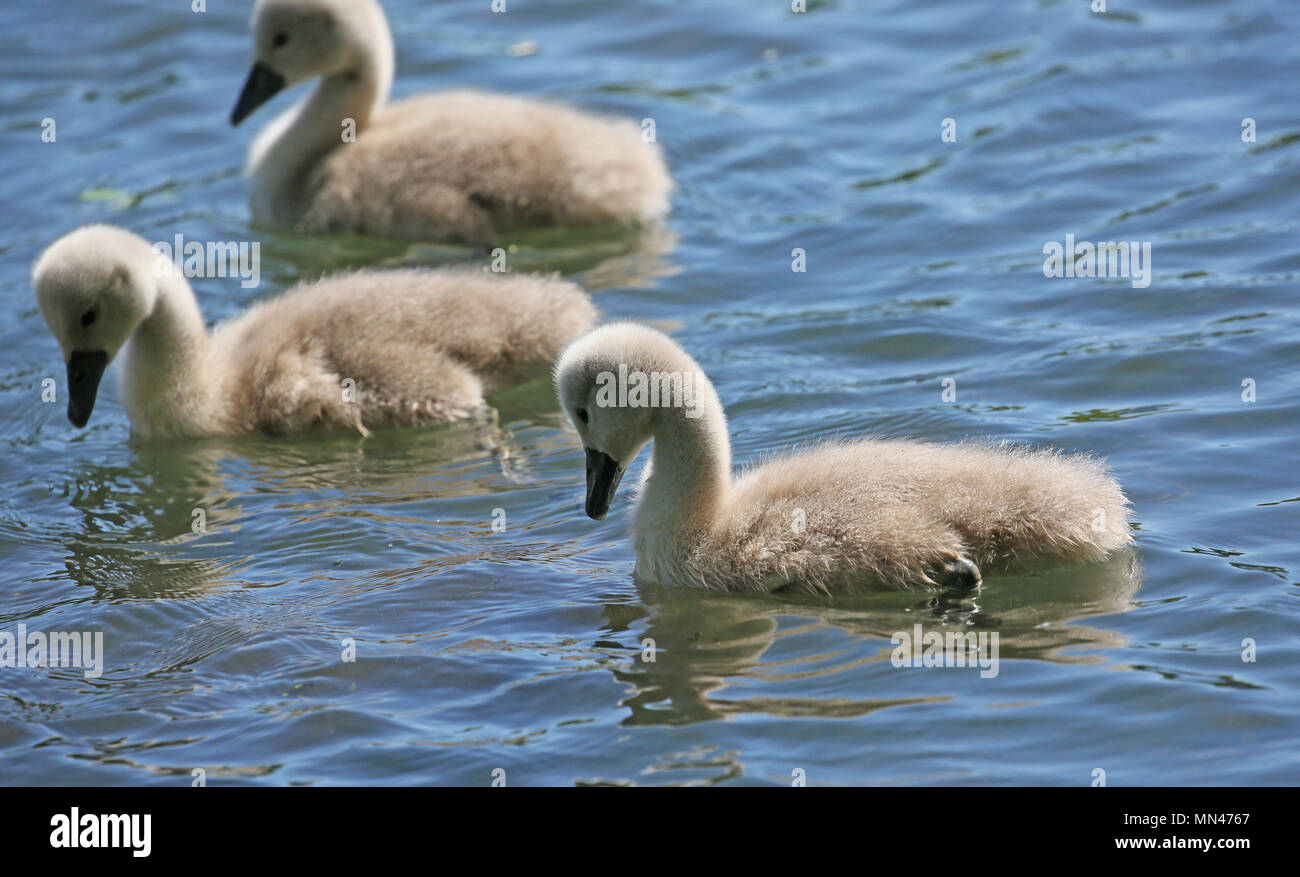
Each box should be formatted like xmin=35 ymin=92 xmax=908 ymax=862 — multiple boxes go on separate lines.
xmin=575 ymin=407 xmax=589 ymax=425
xmin=272 ymin=32 xmax=289 ymax=48
xmin=81 ymin=310 xmax=96 ymax=327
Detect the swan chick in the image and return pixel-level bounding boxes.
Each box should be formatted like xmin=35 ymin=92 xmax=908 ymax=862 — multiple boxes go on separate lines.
xmin=555 ymin=323 xmax=1134 ymax=593
xmin=32 ymin=224 xmax=596 ymax=438
xmin=231 ymin=0 xmax=672 ymax=244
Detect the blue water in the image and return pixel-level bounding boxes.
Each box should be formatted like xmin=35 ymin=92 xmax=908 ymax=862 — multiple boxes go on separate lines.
xmin=1 ymin=0 xmax=1297 ymax=785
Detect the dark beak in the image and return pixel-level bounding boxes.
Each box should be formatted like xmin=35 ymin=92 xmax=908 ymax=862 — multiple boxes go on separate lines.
xmin=66 ymin=351 xmax=109 ymax=428
xmin=584 ymin=447 xmax=625 ymax=520
xmin=231 ymin=62 xmax=287 ymax=126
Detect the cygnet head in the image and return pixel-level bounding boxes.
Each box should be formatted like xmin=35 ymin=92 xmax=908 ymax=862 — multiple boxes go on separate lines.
xmin=231 ymin=0 xmax=393 ymax=126
xmin=31 ymin=226 xmax=159 ymax=427
xmin=556 ymin=323 xmax=712 ymax=520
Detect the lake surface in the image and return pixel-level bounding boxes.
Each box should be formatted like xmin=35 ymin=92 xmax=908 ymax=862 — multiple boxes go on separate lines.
xmin=1 ymin=0 xmax=1297 ymax=785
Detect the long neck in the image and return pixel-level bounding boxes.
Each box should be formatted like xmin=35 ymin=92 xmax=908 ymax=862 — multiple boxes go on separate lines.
xmin=248 ymin=46 xmax=392 ymax=222
xmin=636 ymin=371 xmax=733 ymax=540
xmin=119 ymin=274 xmax=212 ymax=438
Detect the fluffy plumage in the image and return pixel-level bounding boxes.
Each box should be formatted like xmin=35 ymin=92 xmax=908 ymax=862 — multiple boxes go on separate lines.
xmin=234 ymin=0 xmax=671 ymax=244
xmin=555 ymin=323 xmax=1134 ymax=593
xmin=32 ymin=224 xmax=596 ymax=438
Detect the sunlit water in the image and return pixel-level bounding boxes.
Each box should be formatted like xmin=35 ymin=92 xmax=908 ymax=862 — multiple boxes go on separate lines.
xmin=1 ymin=0 xmax=1297 ymax=785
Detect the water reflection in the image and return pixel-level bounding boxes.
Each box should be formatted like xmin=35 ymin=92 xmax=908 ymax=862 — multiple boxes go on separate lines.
xmin=604 ymin=550 xmax=1142 ymax=726
xmin=249 ymin=221 xmax=679 ymax=294
xmin=48 ymin=411 xmax=525 ymax=600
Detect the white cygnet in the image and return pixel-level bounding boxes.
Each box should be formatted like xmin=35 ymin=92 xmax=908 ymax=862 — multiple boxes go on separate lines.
xmin=32 ymin=224 xmax=596 ymax=438
xmin=555 ymin=323 xmax=1134 ymax=593
xmin=231 ymin=0 xmax=672 ymax=244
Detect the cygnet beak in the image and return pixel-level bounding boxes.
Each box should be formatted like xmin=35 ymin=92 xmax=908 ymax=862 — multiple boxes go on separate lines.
xmin=231 ymin=62 xmax=287 ymax=126
xmin=66 ymin=350 xmax=108 ymax=428
xmin=584 ymin=447 xmax=625 ymax=520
